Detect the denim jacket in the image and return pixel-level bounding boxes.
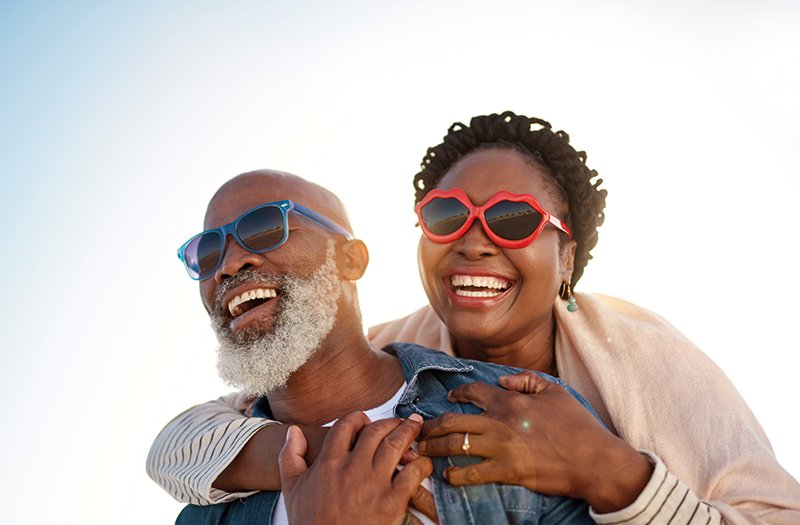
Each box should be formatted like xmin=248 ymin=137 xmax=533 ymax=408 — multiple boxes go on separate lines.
xmin=177 ymin=343 xmax=599 ymax=525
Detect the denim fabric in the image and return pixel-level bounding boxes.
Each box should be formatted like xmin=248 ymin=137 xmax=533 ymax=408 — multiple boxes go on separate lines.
xmin=176 ymin=343 xmax=599 ymax=525
xmin=178 ymin=491 xmax=279 ymax=524
xmin=390 ymin=343 xmax=597 ymax=525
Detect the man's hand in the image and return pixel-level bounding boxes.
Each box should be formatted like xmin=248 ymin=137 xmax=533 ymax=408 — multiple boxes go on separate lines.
xmin=278 ymin=411 xmax=437 ymax=524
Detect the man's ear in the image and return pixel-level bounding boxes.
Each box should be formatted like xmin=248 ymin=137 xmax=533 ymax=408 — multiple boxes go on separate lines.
xmin=338 ymin=239 xmax=369 ymax=281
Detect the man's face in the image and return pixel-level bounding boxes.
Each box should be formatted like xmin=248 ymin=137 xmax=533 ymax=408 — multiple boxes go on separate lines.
xmin=199 ymin=172 xmax=344 ymax=394
xmin=199 ymin=173 xmax=338 ymax=329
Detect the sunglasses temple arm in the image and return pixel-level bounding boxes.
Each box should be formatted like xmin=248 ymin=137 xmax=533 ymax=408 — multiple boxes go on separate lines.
xmin=549 ymin=216 xmax=572 ymax=239
xmin=292 ymin=204 xmax=354 ymax=240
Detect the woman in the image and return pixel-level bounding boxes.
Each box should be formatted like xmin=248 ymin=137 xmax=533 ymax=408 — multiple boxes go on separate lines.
xmin=147 ymin=112 xmax=800 ymax=523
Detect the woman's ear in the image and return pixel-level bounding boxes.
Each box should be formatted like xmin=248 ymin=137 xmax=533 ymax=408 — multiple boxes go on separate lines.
xmin=561 ymin=239 xmax=577 ymax=282
xmin=338 ymin=239 xmax=370 ymax=281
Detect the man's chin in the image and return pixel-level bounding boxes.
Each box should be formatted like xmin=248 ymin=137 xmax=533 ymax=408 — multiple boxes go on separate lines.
xmin=211 ymin=307 xmax=272 ymax=344
xmin=228 ymin=322 xmax=271 ymax=345
xmin=215 ymin=336 xmax=293 ymax=396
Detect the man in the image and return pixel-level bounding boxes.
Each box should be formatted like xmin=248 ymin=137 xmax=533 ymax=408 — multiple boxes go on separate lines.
xmin=168 ymin=169 xmax=598 ymax=524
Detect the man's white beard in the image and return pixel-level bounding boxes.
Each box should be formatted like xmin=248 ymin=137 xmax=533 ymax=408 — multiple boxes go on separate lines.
xmin=211 ymin=243 xmax=340 ymax=396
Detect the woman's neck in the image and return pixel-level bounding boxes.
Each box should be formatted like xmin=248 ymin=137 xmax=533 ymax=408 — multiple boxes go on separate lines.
xmin=451 ymin=314 xmax=557 ymax=376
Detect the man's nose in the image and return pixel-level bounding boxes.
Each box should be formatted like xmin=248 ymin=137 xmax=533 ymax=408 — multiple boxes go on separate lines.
xmin=452 ymin=220 xmax=500 ymax=260
xmin=214 ymin=236 xmax=263 ymax=284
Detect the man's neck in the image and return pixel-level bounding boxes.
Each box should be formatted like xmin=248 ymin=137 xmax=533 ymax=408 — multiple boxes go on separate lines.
xmin=265 ymin=329 xmax=405 ymax=426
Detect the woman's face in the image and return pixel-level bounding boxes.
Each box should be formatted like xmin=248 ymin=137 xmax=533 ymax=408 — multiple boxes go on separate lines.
xmin=417 ymin=148 xmax=576 ymax=350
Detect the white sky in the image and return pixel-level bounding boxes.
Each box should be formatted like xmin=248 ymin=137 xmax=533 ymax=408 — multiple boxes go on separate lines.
xmin=0 ymin=1 xmax=798 ymax=523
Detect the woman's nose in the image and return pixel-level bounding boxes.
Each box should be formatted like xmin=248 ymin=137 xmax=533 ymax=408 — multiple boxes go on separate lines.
xmin=452 ymin=220 xmax=500 ymax=260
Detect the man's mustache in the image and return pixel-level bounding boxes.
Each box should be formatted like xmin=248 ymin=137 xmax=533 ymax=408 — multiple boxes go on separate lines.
xmin=213 ymin=269 xmax=285 ymax=315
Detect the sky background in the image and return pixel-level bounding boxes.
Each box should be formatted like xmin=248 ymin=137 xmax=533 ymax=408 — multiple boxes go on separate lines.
xmin=1 ymin=1 xmax=798 ymax=523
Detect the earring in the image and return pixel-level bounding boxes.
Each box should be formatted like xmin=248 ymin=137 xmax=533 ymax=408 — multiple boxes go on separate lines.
xmin=559 ymin=281 xmax=579 ymax=312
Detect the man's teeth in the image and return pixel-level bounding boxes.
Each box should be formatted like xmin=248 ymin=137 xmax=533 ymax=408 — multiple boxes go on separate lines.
xmin=227 ymin=288 xmax=277 ymax=317
xmin=451 ymin=275 xmax=510 ymax=297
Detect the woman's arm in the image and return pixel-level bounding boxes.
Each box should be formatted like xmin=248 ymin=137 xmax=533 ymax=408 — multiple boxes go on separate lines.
xmin=146 ymin=393 xmax=330 ymax=505
xmin=214 ymin=423 xmax=329 ymax=493
xmin=589 ymin=451 xmax=722 ymax=525
xmin=417 ymin=371 xmax=800 ymax=525
xmin=145 ymin=393 xmax=271 ymax=505
xmin=417 ymin=374 xmax=724 ymax=524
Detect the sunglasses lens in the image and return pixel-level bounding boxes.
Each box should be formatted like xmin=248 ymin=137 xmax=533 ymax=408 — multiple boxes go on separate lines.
xmin=420 ymin=197 xmax=469 ymax=236
xmin=484 ymin=200 xmax=543 ymax=241
xmin=184 ymin=231 xmax=223 ymax=279
xmin=237 ymin=205 xmax=286 ymax=251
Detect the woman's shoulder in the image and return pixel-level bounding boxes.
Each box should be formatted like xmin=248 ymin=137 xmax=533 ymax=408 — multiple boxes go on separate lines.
xmin=562 ymin=292 xmax=695 ymax=345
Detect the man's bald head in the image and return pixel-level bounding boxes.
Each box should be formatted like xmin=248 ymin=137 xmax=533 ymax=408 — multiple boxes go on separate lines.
xmin=205 ymin=170 xmax=354 ymax=236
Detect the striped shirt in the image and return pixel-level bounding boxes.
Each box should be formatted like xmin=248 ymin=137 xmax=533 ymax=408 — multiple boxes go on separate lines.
xmin=590 ymin=452 xmax=721 ymax=525
xmin=146 ymin=397 xmax=722 ymax=525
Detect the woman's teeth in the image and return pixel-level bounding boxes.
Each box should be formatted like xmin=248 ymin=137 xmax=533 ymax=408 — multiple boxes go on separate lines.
xmin=228 ymin=288 xmax=277 ymax=317
xmin=450 ymin=275 xmax=510 ymax=297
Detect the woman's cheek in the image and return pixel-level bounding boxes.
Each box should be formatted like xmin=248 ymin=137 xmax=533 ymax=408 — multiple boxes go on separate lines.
xmin=417 ymin=238 xmax=447 ymax=307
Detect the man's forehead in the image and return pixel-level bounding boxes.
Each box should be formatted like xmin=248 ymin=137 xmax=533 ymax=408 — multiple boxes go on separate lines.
xmin=203 ymin=171 xmax=344 ymax=230
xmin=204 ymin=174 xmax=289 ymax=228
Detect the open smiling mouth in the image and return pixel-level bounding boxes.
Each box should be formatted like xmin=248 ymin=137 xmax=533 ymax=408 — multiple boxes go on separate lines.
xmin=227 ymin=288 xmax=278 ymax=318
xmin=450 ymin=275 xmax=511 ymax=298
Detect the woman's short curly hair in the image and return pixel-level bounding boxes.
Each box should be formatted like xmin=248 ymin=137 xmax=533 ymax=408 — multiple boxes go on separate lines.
xmin=413 ymin=111 xmax=607 ymax=288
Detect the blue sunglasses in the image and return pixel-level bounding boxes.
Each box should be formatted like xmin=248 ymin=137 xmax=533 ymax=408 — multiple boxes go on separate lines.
xmin=177 ymin=200 xmax=353 ymax=280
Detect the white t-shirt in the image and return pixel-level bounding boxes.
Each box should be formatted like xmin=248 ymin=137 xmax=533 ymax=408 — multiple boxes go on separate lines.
xmin=272 ymin=384 xmax=436 ymax=525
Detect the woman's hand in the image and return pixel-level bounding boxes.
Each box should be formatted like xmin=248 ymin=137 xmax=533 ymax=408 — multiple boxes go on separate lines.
xmin=279 ymin=412 xmax=437 ymax=524
xmin=417 ymin=372 xmax=653 ymax=513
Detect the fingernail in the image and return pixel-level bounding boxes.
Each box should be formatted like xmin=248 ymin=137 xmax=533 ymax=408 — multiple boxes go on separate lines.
xmin=285 ymin=426 xmax=294 ymax=443
xmin=417 ymin=441 xmax=426 ymax=453
xmin=408 ymin=413 xmax=423 ymax=423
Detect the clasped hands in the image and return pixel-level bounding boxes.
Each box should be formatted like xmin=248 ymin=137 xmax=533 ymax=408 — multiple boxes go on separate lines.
xmin=278 ymin=371 xmax=653 ymax=524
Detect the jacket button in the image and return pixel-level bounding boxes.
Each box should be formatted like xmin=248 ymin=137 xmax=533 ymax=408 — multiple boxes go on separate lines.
xmin=413 ymin=396 xmax=420 ymax=403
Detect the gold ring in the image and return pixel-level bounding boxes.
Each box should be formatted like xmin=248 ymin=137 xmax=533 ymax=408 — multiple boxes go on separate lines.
xmin=462 ymin=432 xmax=471 ymax=457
